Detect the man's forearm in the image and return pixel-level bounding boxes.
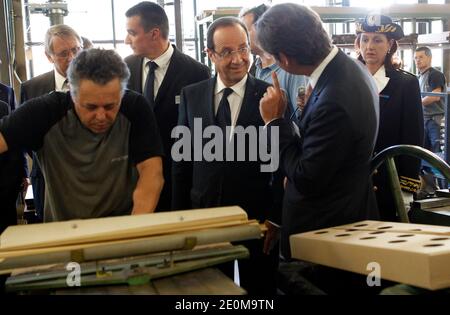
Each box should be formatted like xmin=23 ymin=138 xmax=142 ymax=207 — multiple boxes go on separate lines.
xmin=0 ymin=132 xmax=9 ymax=154
xmin=422 ymin=96 xmax=441 ymax=106
xmin=132 ymin=157 xmax=164 ymax=215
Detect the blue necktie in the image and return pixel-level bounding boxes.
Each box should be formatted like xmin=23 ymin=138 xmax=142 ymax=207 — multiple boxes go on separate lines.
xmin=144 ymin=61 xmax=158 ymax=108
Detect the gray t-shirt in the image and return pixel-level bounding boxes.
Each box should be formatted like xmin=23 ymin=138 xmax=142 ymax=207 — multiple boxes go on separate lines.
xmin=419 ymin=67 xmax=446 ymax=118
xmin=0 ymin=90 xmax=164 ymax=222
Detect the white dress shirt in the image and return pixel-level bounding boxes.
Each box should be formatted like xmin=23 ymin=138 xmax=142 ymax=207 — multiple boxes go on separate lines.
xmin=372 ymin=65 xmax=390 ymax=93
xmin=215 ymin=74 xmax=247 ymax=140
xmin=54 ymin=70 xmax=69 ymax=92
xmin=141 ymin=43 xmax=174 ymax=99
xmin=308 ymin=45 xmax=339 ymax=89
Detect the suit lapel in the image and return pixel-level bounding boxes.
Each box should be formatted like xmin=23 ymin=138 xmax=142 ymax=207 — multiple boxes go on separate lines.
xmin=300 ymin=50 xmax=342 ymax=120
xmin=236 ymin=75 xmax=260 ymax=127
xmin=204 ymin=77 xmax=216 ymax=125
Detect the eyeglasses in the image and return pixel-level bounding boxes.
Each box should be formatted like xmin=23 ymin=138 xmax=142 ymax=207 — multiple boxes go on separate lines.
xmin=213 ymin=46 xmax=250 ymax=59
xmin=53 ymin=46 xmax=82 ymax=59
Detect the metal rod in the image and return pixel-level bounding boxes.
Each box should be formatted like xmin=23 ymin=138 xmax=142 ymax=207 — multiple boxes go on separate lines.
xmin=386 ymin=157 xmax=409 ymax=223
xmin=174 ymin=0 xmax=183 ymax=51
xmin=111 ymin=0 xmax=116 ymax=49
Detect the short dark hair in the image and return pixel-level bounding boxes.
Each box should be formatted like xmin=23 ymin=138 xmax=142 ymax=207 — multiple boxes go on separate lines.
xmin=125 ymin=1 xmax=169 ymax=40
xmin=239 ymin=4 xmax=268 ymax=24
xmin=256 ymin=3 xmax=331 ymax=66
xmin=206 ymin=17 xmax=249 ymax=50
xmin=68 ymin=49 xmax=130 ymax=97
xmin=416 ymin=46 xmax=432 ymax=57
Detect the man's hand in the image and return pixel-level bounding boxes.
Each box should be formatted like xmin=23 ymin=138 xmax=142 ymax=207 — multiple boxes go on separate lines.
xmin=22 ymin=177 xmax=30 ymax=193
xmin=260 ymin=72 xmax=287 ymax=124
xmin=263 ymin=220 xmax=280 ymax=255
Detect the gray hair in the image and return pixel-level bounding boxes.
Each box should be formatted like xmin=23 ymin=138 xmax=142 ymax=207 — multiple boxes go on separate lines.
xmin=45 ymin=24 xmax=82 ymax=55
xmin=239 ymin=4 xmax=268 ymax=23
xmin=67 ymin=48 xmax=130 ymax=97
xmin=256 ymin=3 xmax=331 ymax=66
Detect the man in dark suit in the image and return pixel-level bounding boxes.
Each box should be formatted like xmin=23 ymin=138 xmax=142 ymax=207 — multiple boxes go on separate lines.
xmin=124 ymin=2 xmax=210 ymax=211
xmin=0 ymin=82 xmax=16 ymax=111
xmin=20 ymin=25 xmax=82 ymax=221
xmin=172 ymin=17 xmax=280 ymax=295
xmin=256 ymin=4 xmax=380 ymax=260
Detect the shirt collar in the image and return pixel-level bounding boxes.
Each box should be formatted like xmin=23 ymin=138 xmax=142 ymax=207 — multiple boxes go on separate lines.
xmin=254 ymin=56 xmax=277 ymax=71
xmin=144 ymin=43 xmax=174 ymax=69
xmin=215 ymin=74 xmax=248 ymax=99
xmin=54 ymin=70 xmax=67 ymax=91
xmin=308 ymin=46 xmax=339 ymax=89
xmin=372 ymin=65 xmax=390 ymax=93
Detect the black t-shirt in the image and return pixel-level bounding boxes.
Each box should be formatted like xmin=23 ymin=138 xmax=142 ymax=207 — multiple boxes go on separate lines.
xmin=428 ymin=67 xmax=446 ymax=92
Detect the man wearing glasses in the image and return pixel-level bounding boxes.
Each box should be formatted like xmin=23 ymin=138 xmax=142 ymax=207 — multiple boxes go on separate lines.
xmin=172 ymin=17 xmax=280 ymax=295
xmin=20 ymin=24 xmax=82 ymax=222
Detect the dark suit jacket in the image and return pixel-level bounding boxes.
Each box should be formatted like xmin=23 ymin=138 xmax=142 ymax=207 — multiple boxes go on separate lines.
xmin=20 ymin=70 xmax=56 ymax=175
xmin=20 ymin=70 xmax=55 ymax=104
xmin=269 ymin=50 xmax=380 ymax=259
xmin=172 ymin=75 xmax=280 ymax=223
xmin=0 ymin=83 xmax=16 ymax=110
xmin=373 ymin=68 xmax=424 ymax=221
xmin=20 ymin=70 xmax=56 ymax=219
xmin=125 ymin=45 xmax=210 ymax=210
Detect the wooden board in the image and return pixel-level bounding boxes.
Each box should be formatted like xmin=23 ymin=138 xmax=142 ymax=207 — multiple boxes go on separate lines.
xmin=290 ymin=221 xmax=450 ymax=290
xmin=53 ymin=268 xmax=245 ymax=295
xmin=0 ymin=224 xmax=261 ymax=274
xmin=0 ymin=207 xmax=248 ymax=251
xmin=332 ymin=220 xmax=450 ymax=235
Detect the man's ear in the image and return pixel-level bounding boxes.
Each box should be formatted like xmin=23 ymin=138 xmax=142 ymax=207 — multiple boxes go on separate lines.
xmin=149 ymin=28 xmax=160 ymax=40
xmin=206 ymin=48 xmax=216 ymax=64
xmin=278 ymin=52 xmax=289 ymax=68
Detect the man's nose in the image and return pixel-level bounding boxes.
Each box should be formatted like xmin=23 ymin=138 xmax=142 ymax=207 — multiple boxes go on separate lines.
xmin=231 ymin=52 xmax=243 ymax=64
xmin=96 ymin=108 xmax=106 ymax=120
xmin=125 ymin=34 xmax=131 ymax=45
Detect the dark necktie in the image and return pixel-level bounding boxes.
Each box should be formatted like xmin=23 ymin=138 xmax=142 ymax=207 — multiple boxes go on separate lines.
xmin=216 ymin=87 xmax=233 ymax=131
xmin=62 ymin=78 xmax=69 ymax=92
xmin=144 ymin=61 xmax=158 ymax=107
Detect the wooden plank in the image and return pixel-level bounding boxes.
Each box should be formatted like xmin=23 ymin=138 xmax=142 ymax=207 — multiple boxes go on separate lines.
xmin=331 ymin=220 xmax=450 ymax=235
xmin=290 ymin=222 xmax=450 ymax=290
xmin=0 ymin=207 xmax=248 ymax=251
xmin=153 ymin=268 xmax=245 ymax=295
xmin=53 ymin=268 xmax=244 ymax=295
xmin=412 ymin=198 xmax=450 ymax=210
xmin=0 ymin=224 xmax=261 ymax=273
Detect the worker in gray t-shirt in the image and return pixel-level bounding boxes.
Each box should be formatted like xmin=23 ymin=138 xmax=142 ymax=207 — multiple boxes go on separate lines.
xmin=0 ymin=49 xmax=165 ymax=222
xmin=415 ymin=47 xmax=447 ymax=153
xmin=415 ymin=46 xmax=447 ymax=196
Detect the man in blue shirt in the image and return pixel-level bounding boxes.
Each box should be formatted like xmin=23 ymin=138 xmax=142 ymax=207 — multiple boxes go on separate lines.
xmin=240 ymin=4 xmax=307 ymax=120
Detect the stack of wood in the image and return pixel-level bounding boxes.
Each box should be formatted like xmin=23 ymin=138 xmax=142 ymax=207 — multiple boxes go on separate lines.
xmin=290 ymin=220 xmax=450 ymax=290
xmin=0 ymin=206 xmax=261 ymax=274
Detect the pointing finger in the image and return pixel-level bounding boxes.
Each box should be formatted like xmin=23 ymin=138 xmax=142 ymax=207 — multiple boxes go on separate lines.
xmin=271 ymin=71 xmax=281 ymax=92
